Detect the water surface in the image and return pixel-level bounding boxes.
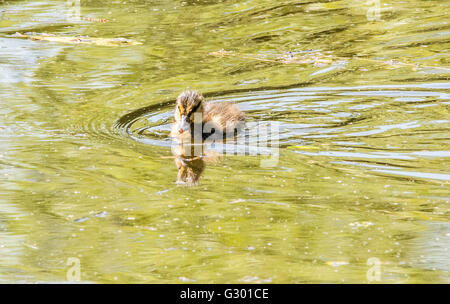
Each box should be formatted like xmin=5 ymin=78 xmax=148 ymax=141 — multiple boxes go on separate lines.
xmin=0 ymin=0 xmax=449 ymax=283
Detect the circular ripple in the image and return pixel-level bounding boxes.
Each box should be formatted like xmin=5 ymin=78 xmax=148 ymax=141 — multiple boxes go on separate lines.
xmin=114 ymin=99 xmax=174 ymax=147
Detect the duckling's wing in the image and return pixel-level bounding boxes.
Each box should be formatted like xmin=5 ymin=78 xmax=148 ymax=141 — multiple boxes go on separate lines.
xmin=203 ymin=102 xmax=246 ymax=131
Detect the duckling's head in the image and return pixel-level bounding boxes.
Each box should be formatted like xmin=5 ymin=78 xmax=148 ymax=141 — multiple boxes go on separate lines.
xmin=173 ymin=90 xmax=204 ymax=135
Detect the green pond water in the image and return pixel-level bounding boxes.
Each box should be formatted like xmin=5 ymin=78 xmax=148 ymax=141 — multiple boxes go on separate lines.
xmin=0 ymin=0 xmax=449 ymax=283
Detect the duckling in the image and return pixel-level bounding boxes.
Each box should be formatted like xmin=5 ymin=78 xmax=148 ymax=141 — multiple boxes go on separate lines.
xmin=170 ymin=90 xmax=245 ymax=185
xmin=170 ymin=90 xmax=246 ymax=141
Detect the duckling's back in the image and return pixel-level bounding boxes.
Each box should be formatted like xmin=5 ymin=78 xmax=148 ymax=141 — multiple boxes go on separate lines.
xmin=203 ymin=102 xmax=246 ymax=134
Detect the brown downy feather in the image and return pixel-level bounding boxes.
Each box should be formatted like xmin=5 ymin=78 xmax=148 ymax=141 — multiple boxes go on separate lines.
xmin=202 ymin=102 xmax=246 ymax=134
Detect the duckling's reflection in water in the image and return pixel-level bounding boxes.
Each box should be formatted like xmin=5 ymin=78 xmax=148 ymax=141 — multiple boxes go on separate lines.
xmin=170 ymin=90 xmax=246 ymax=186
xmin=171 ymin=143 xmax=206 ymax=186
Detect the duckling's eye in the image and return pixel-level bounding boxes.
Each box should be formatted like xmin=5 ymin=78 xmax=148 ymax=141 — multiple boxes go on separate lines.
xmin=187 ymin=102 xmax=202 ymax=118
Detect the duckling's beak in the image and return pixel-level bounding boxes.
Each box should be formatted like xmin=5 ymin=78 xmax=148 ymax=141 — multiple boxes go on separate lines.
xmin=176 ymin=115 xmax=191 ymax=134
